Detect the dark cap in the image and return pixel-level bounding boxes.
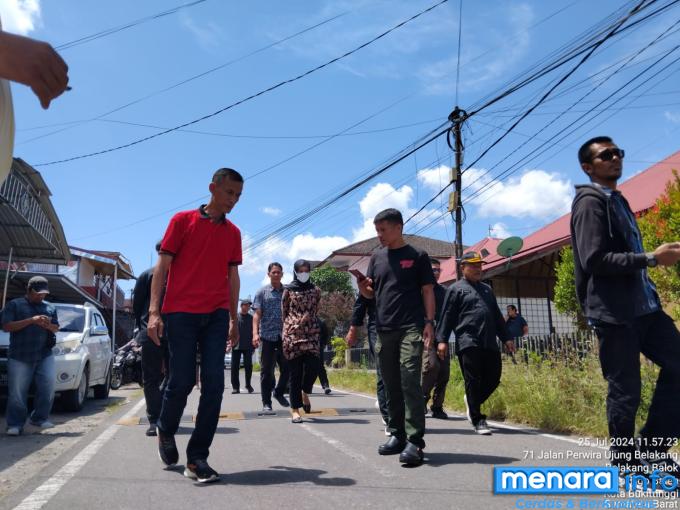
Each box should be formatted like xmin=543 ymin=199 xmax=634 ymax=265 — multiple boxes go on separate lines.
xmin=460 ymin=251 xmax=485 ymax=264
xmin=240 ymin=297 xmax=252 ymax=304
xmin=27 ymin=275 xmax=50 ymax=294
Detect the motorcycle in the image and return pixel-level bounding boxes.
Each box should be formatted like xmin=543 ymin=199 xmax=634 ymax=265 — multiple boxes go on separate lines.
xmin=109 ymin=339 xmax=144 ymax=390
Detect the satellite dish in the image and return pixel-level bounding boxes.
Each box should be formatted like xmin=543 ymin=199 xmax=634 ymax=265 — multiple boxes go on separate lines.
xmin=497 ymin=236 xmax=524 ymax=258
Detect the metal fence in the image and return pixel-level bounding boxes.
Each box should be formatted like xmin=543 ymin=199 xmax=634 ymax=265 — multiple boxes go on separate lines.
xmin=323 ymin=331 xmax=598 ymax=369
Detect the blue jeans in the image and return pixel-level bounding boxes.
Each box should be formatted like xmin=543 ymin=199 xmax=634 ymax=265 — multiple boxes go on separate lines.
xmin=6 ymin=355 xmax=56 ymax=429
xmin=158 ymin=309 xmax=228 ymax=462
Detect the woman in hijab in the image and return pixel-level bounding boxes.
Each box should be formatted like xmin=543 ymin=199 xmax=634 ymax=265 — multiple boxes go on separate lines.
xmin=281 ymin=259 xmax=321 ymax=423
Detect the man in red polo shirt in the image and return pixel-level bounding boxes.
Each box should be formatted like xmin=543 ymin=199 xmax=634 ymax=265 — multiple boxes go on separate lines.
xmin=148 ymin=167 xmax=243 ymax=483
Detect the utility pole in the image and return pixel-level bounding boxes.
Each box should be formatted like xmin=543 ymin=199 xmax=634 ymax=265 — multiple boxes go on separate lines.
xmin=447 ymin=106 xmax=466 ymax=280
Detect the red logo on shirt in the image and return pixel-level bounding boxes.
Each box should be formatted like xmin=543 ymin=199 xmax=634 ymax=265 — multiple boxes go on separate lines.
xmin=400 ymin=259 xmax=415 ymax=269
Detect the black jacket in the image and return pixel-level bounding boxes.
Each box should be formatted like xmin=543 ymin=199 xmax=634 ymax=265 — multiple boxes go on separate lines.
xmin=570 ymin=184 xmax=656 ymax=325
xmin=236 ymin=312 xmax=253 ymax=351
xmin=435 ymin=278 xmax=510 ymax=353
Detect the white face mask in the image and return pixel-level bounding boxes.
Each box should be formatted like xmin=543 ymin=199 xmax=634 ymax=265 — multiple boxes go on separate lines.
xmin=296 ymin=272 xmax=310 ymax=283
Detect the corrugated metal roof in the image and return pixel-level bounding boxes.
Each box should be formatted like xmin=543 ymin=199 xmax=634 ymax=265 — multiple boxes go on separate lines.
xmin=0 ymin=158 xmax=70 ymax=264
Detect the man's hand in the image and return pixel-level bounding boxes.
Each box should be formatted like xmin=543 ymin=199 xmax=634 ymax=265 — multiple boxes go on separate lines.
xmin=436 ymin=341 xmax=448 ymax=361
xmin=423 ymin=323 xmax=434 ymax=351
xmin=252 ymin=333 xmax=261 ymax=349
xmin=33 ymin=315 xmax=52 ymax=329
xmin=345 ymin=326 xmax=358 ymax=347
xmin=147 ymin=312 xmax=163 ymax=347
xmin=0 ymin=31 xmax=69 ymax=109
xmin=358 ymin=277 xmax=374 ymax=298
xmin=504 ymin=340 xmax=516 ymax=354
xmin=652 ymin=242 xmax=680 ymax=266
xmin=228 ymin=322 xmax=239 ymax=349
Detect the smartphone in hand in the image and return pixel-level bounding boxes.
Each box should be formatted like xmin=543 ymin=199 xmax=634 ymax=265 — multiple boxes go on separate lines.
xmin=349 ymin=269 xmax=366 ymax=282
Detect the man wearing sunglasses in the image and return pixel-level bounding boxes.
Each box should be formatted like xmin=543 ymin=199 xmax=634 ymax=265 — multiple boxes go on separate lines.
xmin=571 ymin=136 xmax=680 ymax=483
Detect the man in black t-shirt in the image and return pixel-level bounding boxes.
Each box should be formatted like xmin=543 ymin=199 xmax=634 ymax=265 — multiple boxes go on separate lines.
xmin=359 ymin=208 xmax=436 ymax=467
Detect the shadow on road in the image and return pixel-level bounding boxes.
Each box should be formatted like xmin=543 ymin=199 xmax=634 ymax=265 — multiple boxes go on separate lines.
xmin=175 ymin=425 xmax=239 ymax=435
xmin=306 ymin=418 xmax=371 ymax=425
xmin=217 ymin=465 xmax=356 ymax=487
xmin=424 ymin=452 xmax=519 ymax=466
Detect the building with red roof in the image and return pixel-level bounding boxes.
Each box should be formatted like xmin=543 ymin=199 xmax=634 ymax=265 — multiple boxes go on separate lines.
xmin=439 ymin=149 xmax=680 ymax=334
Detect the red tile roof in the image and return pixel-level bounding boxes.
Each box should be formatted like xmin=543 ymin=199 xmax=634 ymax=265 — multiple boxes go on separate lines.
xmin=439 ymin=149 xmax=680 ymax=283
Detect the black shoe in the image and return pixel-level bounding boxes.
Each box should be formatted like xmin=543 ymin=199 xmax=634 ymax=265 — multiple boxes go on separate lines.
xmin=246 ymin=385 xmax=254 ymax=393
xmin=430 ymin=407 xmax=448 ymax=420
xmin=184 ymin=459 xmax=219 ymax=483
xmin=231 ymin=389 xmax=240 ymax=394
xmin=157 ymin=428 xmax=179 ymax=467
xmin=146 ymin=423 xmax=158 ymax=436
xmin=274 ymin=393 xmax=290 ymax=408
xmin=378 ymin=436 xmax=406 ymax=455
xmin=474 ymin=419 xmax=492 ymax=435
xmin=399 ymin=442 xmax=424 ymax=466
xmin=262 ymin=404 xmax=273 ymax=412
xmin=324 ymin=387 xmax=331 ymax=395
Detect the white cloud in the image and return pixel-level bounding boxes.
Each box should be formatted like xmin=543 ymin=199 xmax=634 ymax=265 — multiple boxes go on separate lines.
xmin=664 ymin=111 xmax=680 ymax=124
xmin=261 ymin=206 xmax=282 ymax=217
xmin=464 ymin=168 xmax=572 ymax=219
xmin=180 ymin=13 xmax=223 ymax=49
xmin=420 ymin=3 xmax=534 ymax=95
xmin=353 ymin=182 xmax=413 ymax=241
xmin=489 ymin=222 xmax=511 ymax=239
xmin=241 ymin=231 xmax=348 ymax=284
xmin=0 ymin=0 xmax=41 ymax=35
xmin=417 ymin=165 xmax=450 ymax=191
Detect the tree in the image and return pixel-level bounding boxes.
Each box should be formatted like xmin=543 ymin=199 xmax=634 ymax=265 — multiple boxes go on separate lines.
xmin=310 ymin=264 xmax=354 ymax=294
xmin=553 ymin=246 xmax=587 ymax=329
xmin=311 ymin=265 xmax=355 ymax=335
xmin=637 ymin=170 xmax=680 ymax=319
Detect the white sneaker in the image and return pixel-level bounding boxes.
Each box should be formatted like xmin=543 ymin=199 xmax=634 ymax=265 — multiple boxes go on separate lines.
xmin=384 ymin=427 xmax=390 ymax=436
xmin=464 ymin=394 xmax=472 ymax=424
xmin=6 ymin=427 xmax=21 ymax=436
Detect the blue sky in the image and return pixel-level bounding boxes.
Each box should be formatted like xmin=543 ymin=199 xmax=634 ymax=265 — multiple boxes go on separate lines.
xmin=3 ymin=0 xmax=680 ymax=299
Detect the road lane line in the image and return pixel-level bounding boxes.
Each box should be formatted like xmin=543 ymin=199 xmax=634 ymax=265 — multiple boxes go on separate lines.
xmin=301 ymin=423 xmax=393 ymax=478
xmin=327 ymin=386 xmax=607 ymax=451
xmin=13 ymin=397 xmax=146 ymax=510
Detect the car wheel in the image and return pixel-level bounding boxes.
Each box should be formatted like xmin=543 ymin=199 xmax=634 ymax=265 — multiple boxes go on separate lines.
xmin=62 ymin=365 xmax=89 ymax=412
xmin=93 ymin=363 xmax=111 ymax=399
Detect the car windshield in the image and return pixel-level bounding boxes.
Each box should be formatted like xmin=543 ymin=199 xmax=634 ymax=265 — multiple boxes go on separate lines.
xmin=55 ymin=307 xmax=86 ymax=333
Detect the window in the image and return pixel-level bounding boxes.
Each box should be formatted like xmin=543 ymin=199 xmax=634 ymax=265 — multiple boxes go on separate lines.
xmin=55 ymin=307 xmax=86 ymax=333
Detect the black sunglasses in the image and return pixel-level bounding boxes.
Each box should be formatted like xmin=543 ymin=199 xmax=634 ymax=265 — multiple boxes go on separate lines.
xmin=593 ymin=148 xmax=625 ymax=162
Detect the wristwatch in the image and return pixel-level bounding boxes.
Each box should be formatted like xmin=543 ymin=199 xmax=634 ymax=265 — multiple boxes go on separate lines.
xmin=424 ymin=319 xmax=435 ymax=326
xmin=646 ymin=254 xmax=658 ymax=268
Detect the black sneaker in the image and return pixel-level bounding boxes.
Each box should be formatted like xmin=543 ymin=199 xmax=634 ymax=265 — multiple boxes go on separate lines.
xmin=430 ymin=407 xmax=448 ymax=420
xmin=378 ymin=436 xmax=407 ymax=455
xmin=262 ymin=404 xmax=273 ymax=412
xmin=474 ymin=419 xmax=492 ymax=435
xmin=274 ymin=393 xmax=290 ymax=408
xmin=157 ymin=428 xmax=179 ymax=467
xmin=324 ymin=387 xmax=331 ymax=395
xmin=246 ymin=385 xmax=254 ymax=393
xmin=184 ymin=459 xmax=220 ymax=483
xmin=231 ymin=389 xmax=240 ymax=394
xmin=146 ymin=423 xmax=157 ymax=437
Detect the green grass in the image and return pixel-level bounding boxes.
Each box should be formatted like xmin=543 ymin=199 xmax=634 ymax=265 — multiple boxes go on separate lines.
xmin=328 ymin=353 xmax=662 ymax=440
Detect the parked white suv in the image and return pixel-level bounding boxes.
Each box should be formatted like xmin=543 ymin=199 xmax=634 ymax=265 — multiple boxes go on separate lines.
xmin=0 ymin=302 xmax=113 ymax=411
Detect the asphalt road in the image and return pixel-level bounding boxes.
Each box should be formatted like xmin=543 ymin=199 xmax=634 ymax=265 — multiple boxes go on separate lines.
xmin=0 ymin=371 xmax=669 ymax=510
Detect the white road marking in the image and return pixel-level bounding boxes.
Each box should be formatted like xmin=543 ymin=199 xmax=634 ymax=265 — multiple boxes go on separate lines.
xmin=13 ymin=398 xmax=146 ymax=510
xmin=327 ymin=386 xmax=607 ymax=451
xmin=301 ymin=423 xmax=393 ymax=478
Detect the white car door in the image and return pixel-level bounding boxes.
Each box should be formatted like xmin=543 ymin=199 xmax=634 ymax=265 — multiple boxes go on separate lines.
xmin=95 ymin=313 xmax=113 ymax=379
xmin=88 ymin=312 xmax=105 ymax=383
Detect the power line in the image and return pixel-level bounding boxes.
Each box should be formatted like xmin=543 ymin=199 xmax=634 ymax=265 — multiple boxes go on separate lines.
xmin=55 ymin=0 xmax=210 ymax=51
xmin=19 ymin=11 xmax=349 ymax=145
xmin=34 ymin=0 xmax=451 ymax=167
